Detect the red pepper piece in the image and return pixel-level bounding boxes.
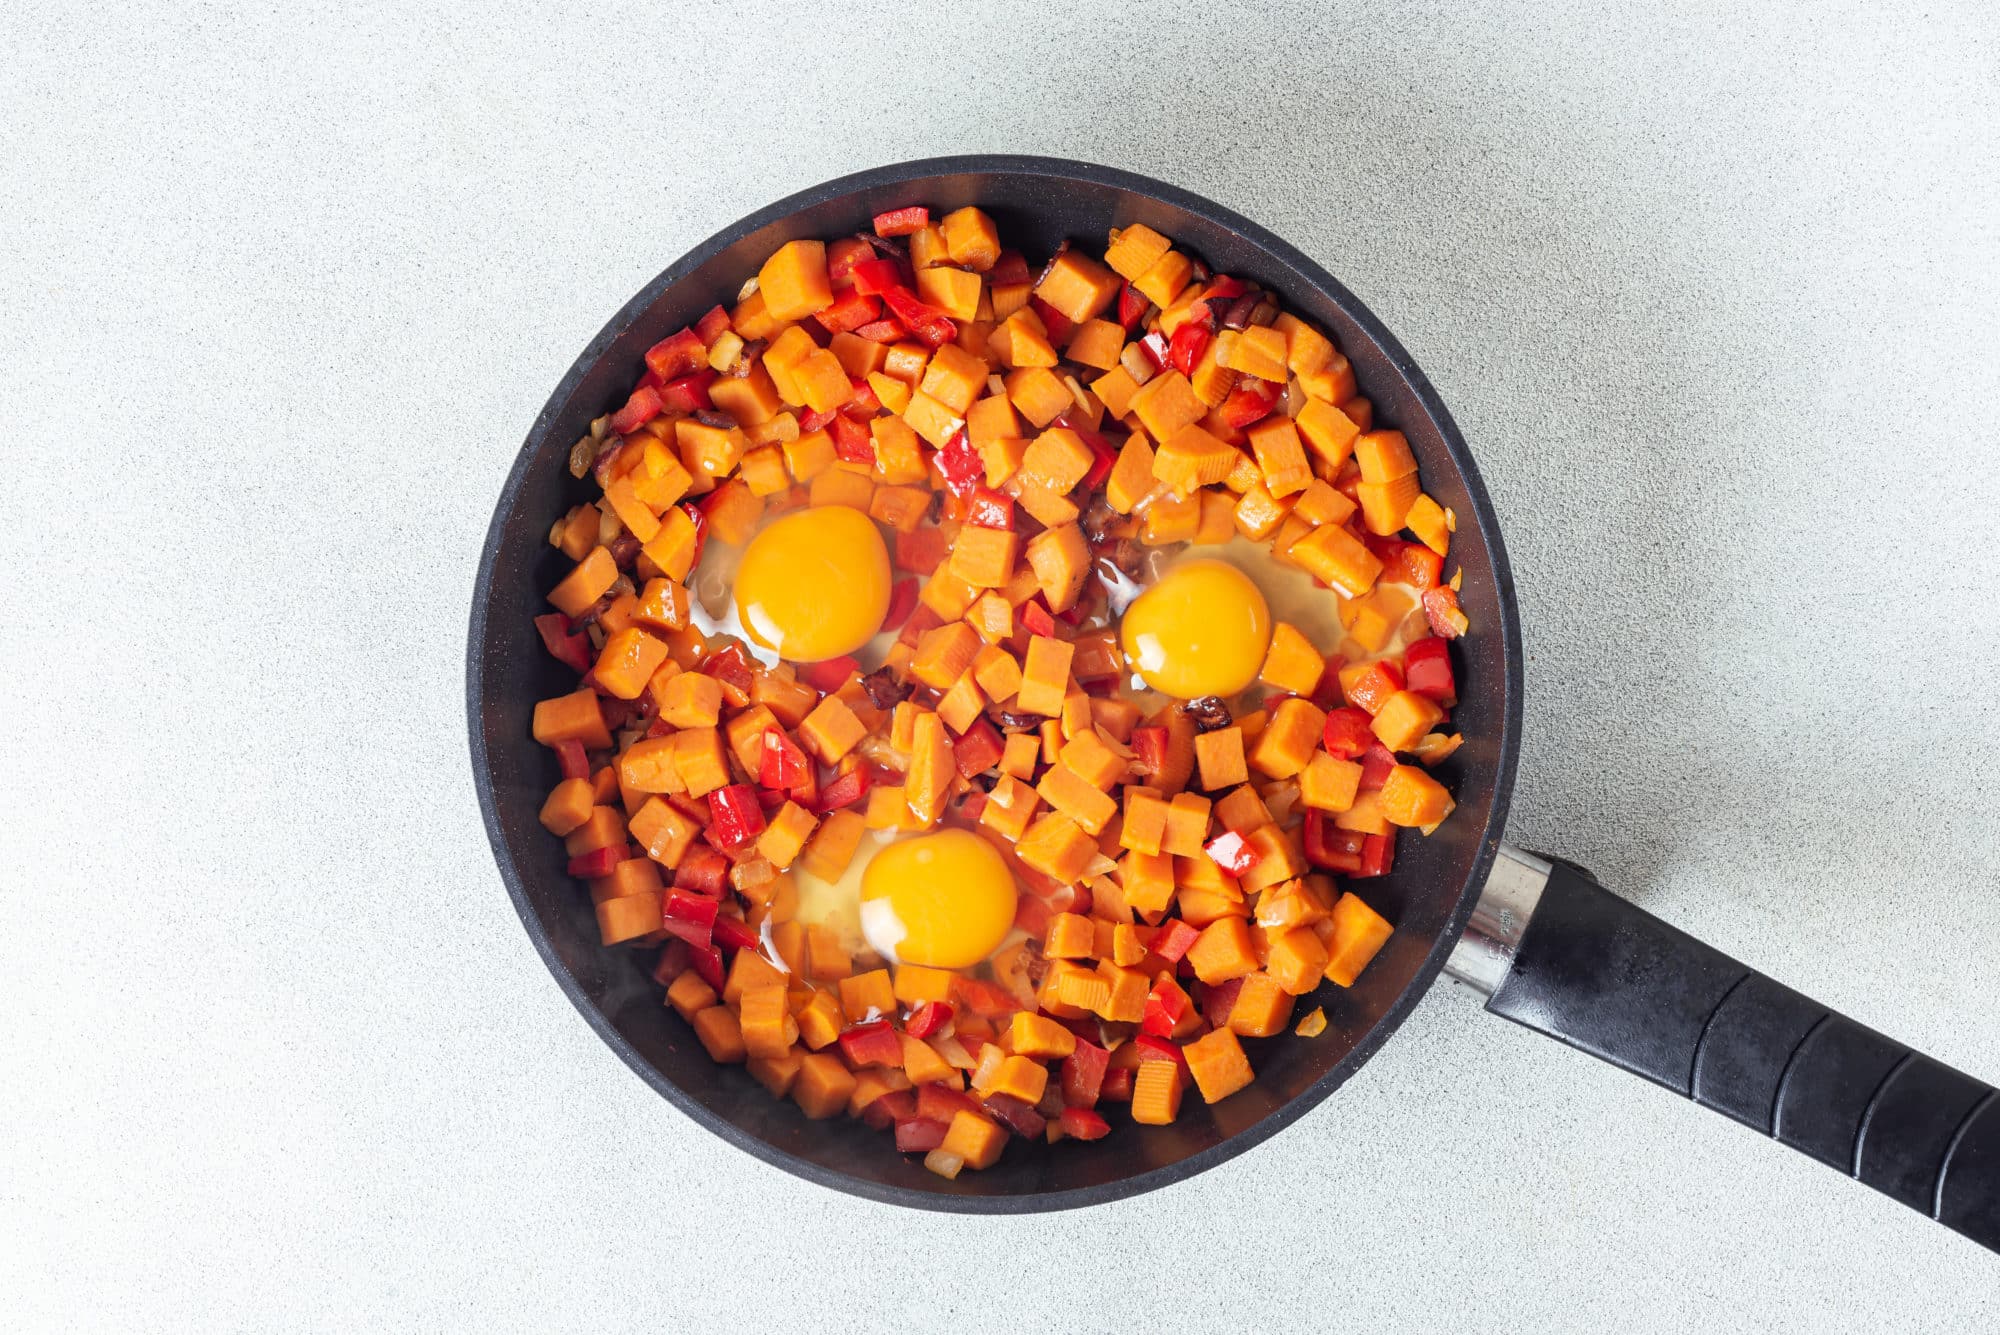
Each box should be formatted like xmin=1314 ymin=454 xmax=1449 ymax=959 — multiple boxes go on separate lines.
xmin=1346 ymin=661 xmax=1405 ymax=715
xmin=660 ymin=891 xmax=719 ymax=948
xmin=1402 ymin=636 xmax=1457 ymax=704
xmin=879 ymin=286 xmax=956 ymax=348
xmin=1304 ymin=811 xmax=1365 ymax=873
xmin=848 ymin=257 xmax=905 ymax=297
xmin=1060 ymin=1037 xmax=1109 ymax=1108
xmin=566 ymin=845 xmax=625 ymax=879
xmin=553 ymin=739 xmax=590 ymax=782
xmin=950 ymin=975 xmax=1018 ymax=1018
xmin=1150 ymin=919 xmax=1200 ymax=965
xmin=658 ymin=370 xmax=714 ymax=415
xmin=678 ymin=500 xmax=708 ymax=570
xmin=797 ymin=405 xmax=839 ymax=434
xmin=644 ymin=328 xmax=705 ymax=381
xmin=759 ymin=727 xmax=811 ymax=789
xmin=1423 ymin=586 xmax=1469 ymax=639
xmin=1129 ymin=725 xmax=1168 ymax=778
xmin=1203 ymin=829 xmax=1263 ymax=877
xmin=936 ymin=429 xmax=984 ymax=499
xmin=653 ymin=938 xmax=692 ymax=986
xmin=706 ymin=784 xmax=766 ymax=851
xmin=693 ymin=305 xmax=731 ymax=344
xmin=1079 ymin=429 xmax=1119 ymax=491
xmin=1099 ymin=1067 xmax=1135 ymax=1102
xmin=862 ymin=1088 xmax=917 ymax=1130
xmin=1138 ymin=329 xmax=1171 ymax=371
xmin=1357 ymin=830 xmax=1397 ymax=878
xmin=838 ymin=1020 xmax=903 ymax=1068
xmin=699 ymin=642 xmax=756 ymax=698
xmin=828 ymin=413 xmax=875 ymax=464
xmin=842 ymin=376 xmax=883 ymax=417
xmin=1193 ymin=275 xmax=1248 ymax=323
xmin=1382 ymin=541 xmax=1444 ymax=590
xmin=965 ymin=485 xmax=1014 ymax=530
xmin=1021 ymin=598 xmax=1057 ymax=639
xmin=982 ymin=1093 xmax=1046 ymax=1139
xmin=1140 ymin=979 xmax=1189 ymax=1037
xmin=882 ymin=577 xmax=919 ymax=633
xmin=988 ymin=250 xmax=1032 ymax=286
xmin=798 ymin=657 xmax=856 ymax=694
xmin=905 ymin=1001 xmax=954 ymax=1039
xmin=1216 ymin=378 xmax=1280 ymax=430
xmin=673 ymin=844 xmax=730 ymax=895
xmin=894 ymin=1116 xmax=950 ymax=1153
xmin=1116 ymin=282 xmax=1149 ymax=331
xmin=951 ymin=720 xmax=1005 ymax=780
xmin=535 ymin=612 xmax=592 ymax=673
xmin=711 ymin=913 xmax=759 ymax=954
xmin=1028 ymin=297 xmax=1074 ymax=345
xmin=1167 ymin=322 xmax=1212 ymax=376
xmin=872 ymin=205 xmax=929 ymax=237
xmin=1059 ymin=1106 xmax=1111 ymax=1140
xmin=826 ymin=237 xmax=874 ymax=290
xmin=853 ymin=318 xmax=909 ymax=344
xmin=815 ymin=288 xmax=881 ymax=335
xmin=1322 ymin=706 xmax=1376 ymax=759
xmin=916 ymin=1082 xmax=982 ymax=1124
xmin=688 ymin=941 xmax=726 ymax=993
xmin=1133 ymin=1035 xmax=1184 ymax=1069
xmin=608 ymin=384 xmax=662 ymax=435
xmin=813 ymin=766 xmax=871 ymax=813
xmin=1359 ymin=744 xmax=1398 ymax=791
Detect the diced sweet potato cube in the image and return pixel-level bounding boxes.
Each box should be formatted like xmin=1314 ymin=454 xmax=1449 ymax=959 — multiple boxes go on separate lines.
xmin=799 ymin=808 xmax=866 ymax=882
xmin=1292 ymin=479 xmax=1356 ymax=527
xmin=1130 ymin=1058 xmax=1184 ymax=1125
xmin=1161 ymin=791 xmax=1212 ymax=857
xmin=626 ymin=797 xmax=696 ymax=866
xmin=747 ymin=1045 xmax=804 ymax=1097
xmin=1247 ymin=698 xmax=1327 ymax=780
xmin=1255 ymin=622 xmax=1324 ymax=699
xmin=1237 ymin=824 xmax=1305 ymax=894
xmin=1183 ymin=1027 xmax=1254 ymax=1103
xmin=936 ymin=672 xmax=986 ymax=735
xmin=965 ymin=393 xmax=1022 ymax=447
xmin=594 ymin=889 xmax=661 ymax=946
xmin=691 ymin=1006 xmax=747 ymax=1063
xmin=830 ymin=329 xmax=888 ymax=377
xmin=796 ymin=693 xmax=866 ymax=764
xmin=1045 ymin=912 xmax=1095 ymax=959
xmin=548 ymin=545 xmax=618 ymax=617
xmin=1325 ymin=892 xmax=1394 ymax=986
xmin=539 ymin=778 xmax=596 ymax=837
xmin=1299 ymin=752 xmax=1364 ymax=813
xmin=1065 ymin=318 xmax=1126 ymax=371
xmin=739 ymin=984 xmax=799 ymax=1060
xmin=1333 ymin=789 xmax=1390 ymax=836
xmin=809 ymin=468 xmax=876 ymax=512
xmin=1187 ymin=917 xmax=1258 ymax=983
xmin=989 ymin=1053 xmax=1049 ymax=1105
xmin=1091 ymin=364 xmax=1142 ymax=422
xmin=1034 ymin=250 xmax=1122 ymax=322
xmin=1265 ymin=927 xmax=1332 ymax=996
xmin=1354 ymin=429 xmax=1417 ymax=483
xmin=1404 ymin=493 xmax=1451 ymax=557
xmin=1119 ymin=787 xmax=1169 ymax=856
xmin=789 ymin=990 xmax=840 ymax=1051
xmin=783 ymin=429 xmax=836 ymax=482
xmin=1371 ymin=690 xmax=1446 ymax=753
xmin=1152 ymin=423 xmax=1238 ymax=496
xmin=1357 ymin=472 xmax=1422 ymax=536
xmin=1271 ymin=312 xmax=1335 ymax=376
xmin=1216 ymin=324 xmax=1288 ymax=382
xmin=1247 ymin=417 xmax=1312 ymax=497
xmin=758 ymin=239 xmax=833 ymax=321
xmin=901 ymin=389 xmax=965 ymax=449
xmin=665 ymin=969 xmax=717 ymax=1021
xmin=939 ymin=206 xmax=1000 ymax=270
xmin=1021 ymin=428 xmax=1094 ymax=495
xmin=655 ymin=671 xmax=721 ymax=728
xmin=1104 ymin=433 xmax=1156 ymax=514
xmin=1295 ymin=398 xmax=1361 ymax=471
xmin=792 ymin=1051 xmax=858 ymax=1119
xmin=1021 ymin=522 xmax=1090 ymax=615
xmin=916 ymin=265 xmax=982 ymax=321
xmin=1132 ymin=250 xmax=1194 ymax=308
xmin=904 ymin=711 xmax=953 ymax=829
xmin=755 ymin=800 xmax=817 ymax=869
xmin=1037 ymin=763 xmax=1118 ymax=836
xmin=791 ymin=347 xmax=854 ymax=415
xmin=1193 ymin=727 xmax=1248 ymax=791
xmin=640 ymin=506 xmax=703 ymax=580
xmin=1232 ymin=482 xmax=1294 ymax=540
xmin=1226 ymin=971 xmax=1294 ymax=1037
xmin=971 ymin=644 xmax=1023 ymax=701
xmin=1378 ymin=763 xmax=1456 ymax=827
xmin=893 ymin=964 xmax=955 ymax=1006
xmin=1286 ymin=524 xmax=1383 ymax=598
xmin=1016 ymin=811 xmax=1098 ymax=884
xmin=1137 ymin=491 xmax=1199 ymax=545
xmin=941 ymin=1108 xmax=1008 ymax=1168
xmin=1010 ymin=1012 xmax=1078 ymax=1059
xmin=532 ymin=689 xmax=611 ymax=750
xmin=1104 ymin=223 xmax=1172 ymax=280
xmin=908 ymin=620 xmax=981 ymax=692
xmin=1016 ymin=635 xmax=1074 ymax=717
xmin=978 ymin=773 xmax=1040 ymax=840
xmin=949 ymin=526 xmax=1019 ymax=590
xmin=1059 ymin=729 xmax=1127 ymax=791
xmin=899 ymin=1033 xmax=957 ymax=1085
xmin=919 ymin=341 xmax=989 ymax=414
xmin=1118 ymin=849 xmax=1175 ymax=914
xmin=837 ymin=967 xmax=896 ymax=1023
xmin=1212 ymin=784 xmax=1272 ymax=836
xmin=1005 ymin=367 xmax=1073 ymax=429
xmin=1129 ymin=369 xmax=1203 ymax=442
xmin=1000 ymin=731 xmax=1041 ymax=781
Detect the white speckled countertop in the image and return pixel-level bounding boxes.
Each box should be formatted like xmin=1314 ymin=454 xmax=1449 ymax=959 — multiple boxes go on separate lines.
xmin=3 ymin=2 xmax=1996 ymax=1328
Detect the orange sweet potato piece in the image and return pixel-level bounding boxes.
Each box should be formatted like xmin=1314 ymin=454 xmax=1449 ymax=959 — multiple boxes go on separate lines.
xmin=1130 ymin=1058 xmax=1183 ymax=1125
xmin=1036 ymin=763 xmax=1117 ymax=836
xmin=548 ymin=545 xmax=617 ymax=617
xmin=1016 ymin=635 xmax=1074 ymax=717
xmin=916 ymin=265 xmax=982 ymax=321
xmin=1034 ymin=250 xmax=1122 ymax=323
xmin=792 ymin=1052 xmax=858 ymax=1119
xmin=532 ymin=689 xmax=610 ymax=750
xmin=758 ymin=239 xmax=833 ymax=321
xmin=1023 ymin=522 xmax=1092 ymax=614
xmin=1370 ymin=690 xmax=1446 ymax=753
xmin=941 ymin=1108 xmax=1008 ymax=1169
xmin=1016 ymin=812 xmax=1098 ymax=884
xmin=1298 ymin=752 xmax=1364 ymax=814
xmin=1186 ymin=917 xmax=1259 ymax=984
xmin=538 ymin=778 xmax=595 ymax=836
xmin=1225 ymin=971 xmax=1294 ymax=1037
xmin=1129 ymin=369 xmax=1203 ymax=442
xmin=691 ymin=1005 xmax=747 ymax=1063
xmin=1325 ymin=891 xmax=1394 ymax=986
xmin=1193 ymin=726 xmax=1248 ymax=791
xmin=1378 ymin=763 xmax=1456 ymax=827
xmin=1247 ymin=697 xmax=1327 ymax=780
xmin=1264 ymin=926 xmax=1332 ymax=995
xmin=665 ymin=969 xmax=717 ymax=1021
xmin=1294 ymin=398 xmax=1361 ymax=471
xmin=594 ymin=889 xmax=661 ymax=946
xmin=905 ymin=710 xmax=953 ymax=828
xmin=799 ymin=808 xmax=866 ymax=882
xmin=1286 ymin=523 xmax=1383 ymax=597
xmin=1183 ymin=1027 xmax=1254 ymax=1103
xmin=629 ymin=797 xmax=699 ymax=866
xmin=1160 ymin=791 xmax=1212 ymax=857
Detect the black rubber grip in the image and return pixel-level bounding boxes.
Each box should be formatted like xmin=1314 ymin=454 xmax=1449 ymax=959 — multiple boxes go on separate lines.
xmin=1486 ymin=860 xmax=1998 ymax=1253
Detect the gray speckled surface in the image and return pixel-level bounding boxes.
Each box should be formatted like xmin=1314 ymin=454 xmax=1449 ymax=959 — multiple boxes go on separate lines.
xmin=4 ymin=1 xmax=1998 ymax=1328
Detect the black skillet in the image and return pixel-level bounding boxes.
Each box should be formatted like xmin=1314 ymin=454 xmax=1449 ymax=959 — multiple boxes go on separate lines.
xmin=467 ymin=156 xmax=1998 ymax=1248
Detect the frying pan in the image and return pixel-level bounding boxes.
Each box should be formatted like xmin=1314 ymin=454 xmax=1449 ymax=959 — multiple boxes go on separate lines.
xmin=467 ymin=156 xmax=1998 ymax=1247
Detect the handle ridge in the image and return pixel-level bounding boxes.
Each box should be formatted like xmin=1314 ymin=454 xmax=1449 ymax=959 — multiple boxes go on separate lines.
xmin=1485 ymin=860 xmax=1999 ymax=1253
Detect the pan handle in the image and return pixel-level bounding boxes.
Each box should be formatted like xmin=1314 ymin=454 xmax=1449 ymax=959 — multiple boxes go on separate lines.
xmin=1447 ymin=845 xmax=1999 ymax=1254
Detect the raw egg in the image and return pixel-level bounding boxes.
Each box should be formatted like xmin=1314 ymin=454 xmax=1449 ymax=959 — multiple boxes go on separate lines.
xmin=859 ymin=829 xmax=1018 ymax=968
xmin=1118 ymin=556 xmax=1272 ymax=698
xmin=732 ymin=505 xmax=891 ymax=662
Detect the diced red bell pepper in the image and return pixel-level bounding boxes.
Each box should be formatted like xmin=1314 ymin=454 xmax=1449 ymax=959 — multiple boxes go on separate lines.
xmin=983 ymin=1093 xmax=1046 ymax=1139
xmin=965 ymin=485 xmax=1014 ymax=530
xmin=567 ymin=845 xmax=625 ymax=879
xmin=906 ymin=1001 xmax=954 ymax=1039
xmin=1322 ymin=706 xmax=1376 ymax=759
xmin=673 ymin=844 xmax=730 ymax=895
xmin=1099 ymin=1067 xmax=1135 ymax=1102
xmin=872 ymin=205 xmax=929 ymax=237
xmin=958 ymin=790 xmax=989 ymax=823
xmin=883 ymin=577 xmax=919 ymax=633
xmin=660 ymin=890 xmax=719 ymax=948
xmin=1116 ymin=282 xmax=1149 ymax=331
xmin=952 ymin=976 xmax=1019 ymax=1018
xmin=1021 ymin=598 xmax=1057 ymax=639
xmin=828 ymin=412 xmax=875 ymax=464
xmin=534 ymin=613 xmax=593 ymax=673
xmin=608 ymin=385 xmax=662 ymax=436
xmin=952 ymin=720 xmax=1005 ymax=779
xmin=759 ymin=727 xmax=811 ymax=789
xmin=678 ymin=500 xmax=709 ymax=570
xmin=1141 ymin=980 xmax=1189 ymax=1037
xmin=879 ymin=286 xmax=956 ymax=348
xmin=848 ymin=257 xmax=905 ymax=297
xmin=1357 ymin=831 xmax=1397 ymax=878
xmin=1359 ymin=744 xmax=1398 ymax=789
xmin=658 ymin=370 xmax=715 ymax=415
xmin=1129 ymin=725 xmax=1168 ymax=778
xmin=652 ymin=938 xmax=692 ymax=987
xmin=1070 ymin=426 xmax=1119 ymax=491
xmin=936 ymin=429 xmax=984 ymax=499
xmin=1403 ymin=636 xmax=1456 ymax=705
xmin=815 ymin=289 xmax=881 ymax=334
xmin=1382 ymin=540 xmax=1445 ymax=590
xmin=862 ymin=1088 xmax=917 ymax=1130
xmin=1304 ymin=811 xmax=1366 ymax=873
xmin=893 ymin=1116 xmax=949 ymax=1153
xmin=1060 ymin=1037 xmax=1109 ymax=1108
xmin=1133 ymin=1034 xmax=1184 ymax=1068
xmin=711 ymin=913 xmax=759 ymax=954
xmin=916 ymin=1082 xmax=983 ymax=1125
xmin=1194 ymin=274 xmax=1249 ymax=322
xmin=1203 ymin=829 xmax=1263 ymax=877
xmin=1198 ymin=978 xmax=1244 ymax=1028
xmin=1423 ymin=586 xmax=1469 ymax=639
xmin=1029 ymin=297 xmax=1074 ymax=344
xmin=688 ymin=941 xmax=726 ymax=993
xmin=707 ymin=784 xmax=765 ymax=851
xmin=693 ymin=305 xmax=732 ymax=344
xmin=853 ymin=318 xmax=908 ymax=344
xmin=1216 ymin=378 xmax=1280 ymax=430
xmin=1150 ymin=919 xmax=1200 ymax=965
xmin=553 ymin=739 xmax=590 ymax=782
xmin=988 ymin=250 xmax=1032 ymax=286
xmin=838 ymin=1020 xmax=903 ymax=1068
xmin=643 ymin=328 xmax=705 ymax=382
xmin=699 ymin=642 xmax=756 ymax=698
xmin=1167 ymin=322 xmax=1212 ymax=377
xmin=1138 ymin=329 xmax=1170 ymax=371
xmin=799 ymin=656 xmax=858 ymax=694
xmin=813 ymin=766 xmax=871 ymax=813
xmin=1346 ymin=660 xmax=1405 ymax=715
xmin=826 ymin=237 xmax=874 ymax=290
xmin=843 ymin=376 xmax=883 ymax=417
xmin=1059 ymin=1106 xmax=1111 ymax=1140
xmin=797 ymin=405 xmax=839 ymax=434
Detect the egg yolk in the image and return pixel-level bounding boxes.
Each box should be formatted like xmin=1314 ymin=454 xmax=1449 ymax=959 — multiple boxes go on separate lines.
xmin=733 ymin=505 xmax=891 ymax=662
xmin=859 ymin=829 xmax=1018 ymax=969
xmin=1119 ymin=557 xmax=1273 ymax=698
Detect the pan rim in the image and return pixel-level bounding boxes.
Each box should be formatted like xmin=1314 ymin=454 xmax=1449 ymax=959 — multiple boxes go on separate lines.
xmin=467 ymin=154 xmax=1524 ymax=1212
